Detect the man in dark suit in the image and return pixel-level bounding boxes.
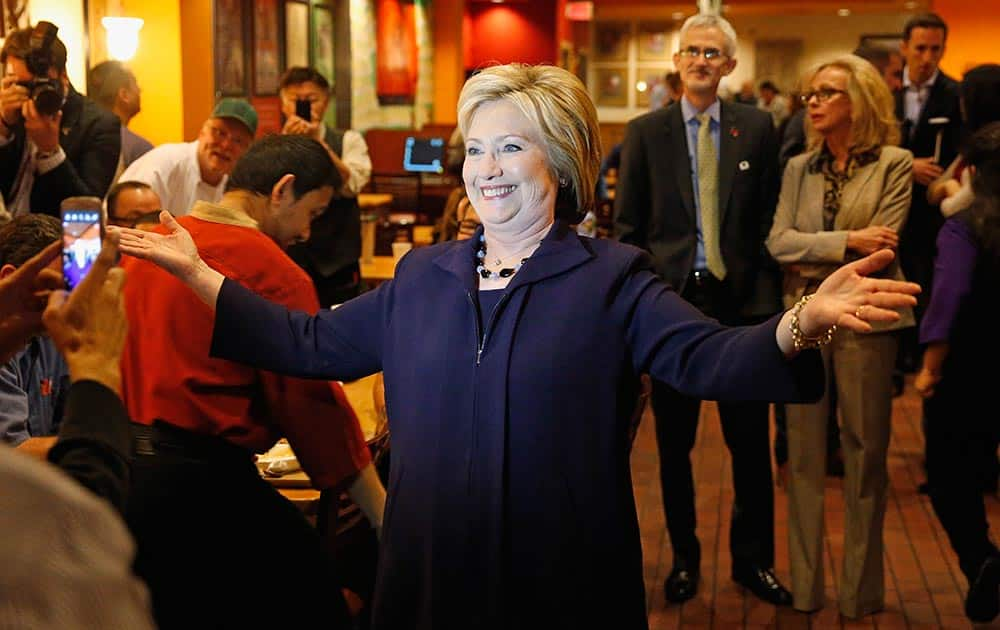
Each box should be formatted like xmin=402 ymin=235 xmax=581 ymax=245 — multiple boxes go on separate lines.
xmin=615 ymin=13 xmax=789 ymax=606
xmin=895 ymin=13 xmax=961 ymax=373
xmin=279 ymin=66 xmax=372 ymax=307
xmin=0 ymin=23 xmax=121 ymax=217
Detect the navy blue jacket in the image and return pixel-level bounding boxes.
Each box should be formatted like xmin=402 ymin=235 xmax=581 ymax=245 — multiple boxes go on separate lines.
xmin=211 ymin=221 xmax=823 ymax=629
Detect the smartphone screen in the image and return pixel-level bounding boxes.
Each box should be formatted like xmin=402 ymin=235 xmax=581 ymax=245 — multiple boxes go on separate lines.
xmin=62 ymin=208 xmax=103 ymax=291
xmin=295 ymin=98 xmax=312 ymax=122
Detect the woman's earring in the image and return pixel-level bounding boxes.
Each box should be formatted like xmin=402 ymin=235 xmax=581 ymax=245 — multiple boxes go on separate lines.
xmin=558 ymin=177 xmax=569 ymax=188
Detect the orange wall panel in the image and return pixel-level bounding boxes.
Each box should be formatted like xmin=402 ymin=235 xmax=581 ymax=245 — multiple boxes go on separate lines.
xmin=180 ymin=0 xmax=214 ymax=142
xmin=932 ymin=0 xmax=1000 ymax=78
xmin=432 ymin=0 xmax=464 ymax=125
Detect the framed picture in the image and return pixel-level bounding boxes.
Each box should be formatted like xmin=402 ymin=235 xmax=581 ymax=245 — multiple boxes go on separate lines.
xmin=214 ymin=0 xmax=248 ymax=96
xmin=859 ymin=33 xmax=903 ymax=52
xmin=284 ymin=0 xmax=309 ymax=69
xmin=635 ymin=66 xmax=672 ymax=109
xmin=593 ymin=21 xmax=629 ymax=63
xmin=594 ymin=66 xmax=628 ymax=107
xmin=253 ymin=0 xmax=281 ymax=95
xmin=637 ymin=21 xmax=672 ymax=61
xmin=312 ymin=3 xmax=335 ymax=86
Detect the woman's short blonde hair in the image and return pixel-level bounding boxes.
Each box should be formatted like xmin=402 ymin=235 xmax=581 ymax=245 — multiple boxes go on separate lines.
xmin=805 ymin=54 xmax=900 ymax=154
xmin=457 ymin=64 xmax=602 ymax=221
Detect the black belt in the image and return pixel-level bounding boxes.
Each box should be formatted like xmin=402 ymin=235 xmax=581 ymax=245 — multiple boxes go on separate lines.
xmin=130 ymin=421 xmax=254 ymax=465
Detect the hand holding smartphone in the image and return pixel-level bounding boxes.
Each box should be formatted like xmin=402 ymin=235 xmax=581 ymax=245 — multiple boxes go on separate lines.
xmin=295 ymin=98 xmax=312 ymax=122
xmin=60 ymin=196 xmax=104 ymax=291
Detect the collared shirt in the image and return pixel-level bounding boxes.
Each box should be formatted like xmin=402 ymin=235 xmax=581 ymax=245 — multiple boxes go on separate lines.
xmin=118 ymin=140 xmax=227 ymax=216
xmin=120 ymin=200 xmax=371 ymax=490
xmin=808 ymin=145 xmax=881 ymax=231
xmin=0 ymin=336 xmax=70 ymax=446
xmin=902 ymin=66 xmax=939 ymax=128
xmin=318 ymin=124 xmax=371 ymax=197
xmin=680 ymin=95 xmax=721 ymax=271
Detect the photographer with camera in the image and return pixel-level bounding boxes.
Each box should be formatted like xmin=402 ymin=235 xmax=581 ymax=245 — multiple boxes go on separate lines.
xmin=0 ymin=22 xmax=121 ymax=217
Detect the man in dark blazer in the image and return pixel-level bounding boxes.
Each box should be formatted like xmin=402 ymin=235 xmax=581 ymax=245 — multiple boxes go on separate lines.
xmin=615 ymin=14 xmax=789 ymax=607
xmin=0 ymin=24 xmax=121 ymax=217
xmin=895 ymin=13 xmax=961 ymax=373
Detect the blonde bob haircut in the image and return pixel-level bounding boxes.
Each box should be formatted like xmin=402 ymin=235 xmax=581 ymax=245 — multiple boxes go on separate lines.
xmin=457 ymin=63 xmax=602 ymax=221
xmin=805 ymin=54 xmax=901 ymax=154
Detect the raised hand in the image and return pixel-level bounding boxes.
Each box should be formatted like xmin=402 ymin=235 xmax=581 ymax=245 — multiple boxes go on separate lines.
xmin=112 ymin=210 xmax=201 ymax=283
xmin=0 ymin=240 xmax=62 ymax=362
xmin=111 ymin=210 xmax=226 ymax=309
xmin=798 ymin=249 xmax=920 ymax=337
xmin=43 ymin=234 xmax=127 ymax=394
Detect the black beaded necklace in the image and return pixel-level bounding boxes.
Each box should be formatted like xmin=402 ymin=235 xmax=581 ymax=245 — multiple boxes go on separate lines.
xmin=475 ymin=234 xmax=530 ymax=280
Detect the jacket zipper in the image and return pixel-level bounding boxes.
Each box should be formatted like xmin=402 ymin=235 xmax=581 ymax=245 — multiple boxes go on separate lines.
xmin=469 ymin=291 xmax=509 ymax=365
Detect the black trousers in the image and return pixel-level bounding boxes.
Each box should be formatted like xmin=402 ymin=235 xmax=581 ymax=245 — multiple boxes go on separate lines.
xmin=652 ymin=271 xmax=776 ymax=569
xmin=125 ymin=422 xmax=351 ymax=630
xmin=925 ymin=394 xmax=999 ymax=582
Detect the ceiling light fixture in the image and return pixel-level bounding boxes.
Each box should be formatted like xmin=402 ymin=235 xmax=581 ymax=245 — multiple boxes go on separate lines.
xmin=837 ymin=8 xmax=851 ymax=17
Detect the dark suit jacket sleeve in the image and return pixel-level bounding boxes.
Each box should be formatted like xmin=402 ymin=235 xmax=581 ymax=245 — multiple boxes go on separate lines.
xmin=613 ymin=120 xmax=651 ymax=248
xmin=778 ymin=109 xmax=806 ymax=174
xmin=33 ymin=107 xmax=121 ymax=214
xmin=211 ymin=275 xmax=385 ymax=382
xmin=617 ymin=253 xmax=823 ymax=403
xmin=46 ymin=380 xmax=131 ymax=514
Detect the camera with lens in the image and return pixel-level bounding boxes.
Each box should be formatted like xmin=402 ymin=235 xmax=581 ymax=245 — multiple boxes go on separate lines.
xmin=15 ymin=21 xmax=65 ymax=117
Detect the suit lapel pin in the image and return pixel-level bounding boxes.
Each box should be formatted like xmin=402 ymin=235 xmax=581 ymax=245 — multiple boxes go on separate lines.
xmin=738 ymin=160 xmax=750 ymax=171
xmin=62 ymin=127 xmax=71 ymax=136
xmin=729 ymin=127 xmax=740 ymax=138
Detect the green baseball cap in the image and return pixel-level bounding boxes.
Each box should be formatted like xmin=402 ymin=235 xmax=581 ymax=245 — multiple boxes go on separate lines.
xmin=210 ymin=98 xmax=258 ymax=136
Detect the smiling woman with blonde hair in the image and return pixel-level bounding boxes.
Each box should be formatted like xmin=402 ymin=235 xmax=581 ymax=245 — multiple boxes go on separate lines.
xmin=767 ymin=53 xmax=914 ymax=618
xmin=114 ymin=62 xmax=920 ymax=629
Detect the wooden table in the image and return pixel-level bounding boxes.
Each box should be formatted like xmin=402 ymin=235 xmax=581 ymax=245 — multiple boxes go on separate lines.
xmin=358 ymin=193 xmax=394 ymax=210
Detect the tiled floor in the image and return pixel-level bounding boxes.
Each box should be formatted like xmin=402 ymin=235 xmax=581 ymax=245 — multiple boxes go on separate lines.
xmin=631 ymin=377 xmax=1000 ymax=629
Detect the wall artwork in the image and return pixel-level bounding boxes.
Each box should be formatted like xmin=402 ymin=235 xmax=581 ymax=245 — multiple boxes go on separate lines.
xmin=637 ymin=21 xmax=672 ymax=62
xmin=284 ymin=1 xmax=309 ymax=69
xmin=594 ymin=66 xmax=628 ymax=107
xmin=375 ymin=0 xmax=417 ymax=105
xmin=253 ymin=0 xmax=281 ymax=95
xmin=593 ymin=21 xmax=629 ymax=63
xmin=312 ymin=3 xmax=335 ymax=84
xmin=215 ymin=0 xmax=247 ymax=95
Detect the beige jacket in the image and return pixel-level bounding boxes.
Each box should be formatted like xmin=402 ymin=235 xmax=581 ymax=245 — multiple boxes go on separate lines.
xmin=766 ymin=145 xmax=915 ymax=331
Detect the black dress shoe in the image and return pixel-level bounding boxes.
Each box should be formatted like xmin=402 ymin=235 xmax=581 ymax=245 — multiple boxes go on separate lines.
xmin=732 ymin=565 xmax=793 ymax=606
xmin=664 ymin=566 xmax=699 ymax=603
xmin=966 ymin=555 xmax=1000 ymax=622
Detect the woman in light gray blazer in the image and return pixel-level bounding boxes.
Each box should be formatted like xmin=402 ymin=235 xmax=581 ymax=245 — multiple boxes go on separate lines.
xmin=766 ymin=54 xmax=914 ymax=619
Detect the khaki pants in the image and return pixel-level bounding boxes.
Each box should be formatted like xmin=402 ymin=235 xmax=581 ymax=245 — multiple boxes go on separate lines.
xmin=785 ymin=329 xmax=898 ymax=618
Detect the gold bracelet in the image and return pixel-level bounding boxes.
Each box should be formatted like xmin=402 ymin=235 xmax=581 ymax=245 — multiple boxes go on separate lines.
xmin=789 ymin=293 xmax=837 ymax=351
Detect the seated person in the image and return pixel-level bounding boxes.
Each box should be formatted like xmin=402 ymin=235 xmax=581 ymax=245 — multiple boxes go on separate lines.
xmin=106 ymin=180 xmax=162 ymax=230
xmin=0 ymin=214 xmax=69 ymax=457
xmin=0 ymin=234 xmax=156 ymax=629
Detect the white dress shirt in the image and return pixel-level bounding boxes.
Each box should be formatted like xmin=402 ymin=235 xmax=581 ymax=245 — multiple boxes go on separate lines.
xmin=118 ymin=140 xmax=226 ymax=216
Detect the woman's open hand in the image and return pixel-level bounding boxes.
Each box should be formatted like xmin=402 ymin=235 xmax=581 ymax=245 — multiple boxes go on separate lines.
xmin=111 ymin=211 xmax=201 ymax=283
xmin=797 ymin=249 xmax=920 ymax=337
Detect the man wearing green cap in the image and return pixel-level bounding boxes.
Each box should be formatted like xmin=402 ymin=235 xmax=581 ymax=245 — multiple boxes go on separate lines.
xmin=117 ymin=98 xmax=257 ymax=217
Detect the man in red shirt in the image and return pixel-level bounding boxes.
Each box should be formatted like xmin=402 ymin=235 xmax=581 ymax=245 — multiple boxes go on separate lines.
xmin=119 ymin=134 xmax=384 ymax=629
